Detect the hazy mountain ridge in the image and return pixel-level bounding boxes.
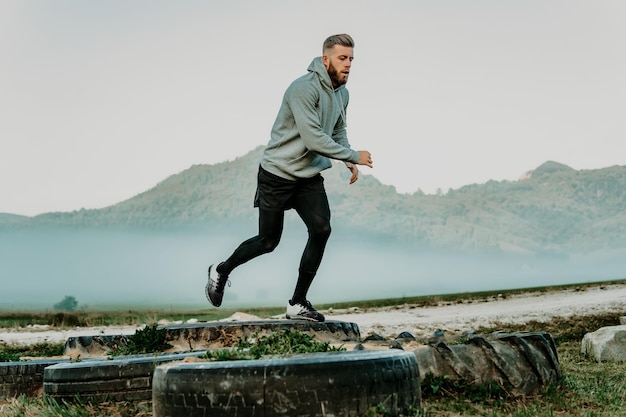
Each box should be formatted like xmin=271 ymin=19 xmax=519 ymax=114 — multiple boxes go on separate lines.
xmin=0 ymin=213 xmax=28 ymax=226
xmin=4 ymin=147 xmax=626 ymax=255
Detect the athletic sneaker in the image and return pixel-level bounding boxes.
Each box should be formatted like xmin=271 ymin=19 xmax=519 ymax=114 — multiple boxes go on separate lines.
xmin=205 ymin=264 xmax=229 ymax=307
xmin=286 ymin=299 xmax=325 ymax=322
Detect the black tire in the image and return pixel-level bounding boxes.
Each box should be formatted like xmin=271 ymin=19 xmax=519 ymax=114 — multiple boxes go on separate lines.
xmin=153 ymin=349 xmax=420 ymax=417
xmin=0 ymin=359 xmax=68 ymax=401
xmin=43 ymin=351 xmax=206 ymax=403
xmin=414 ymin=331 xmax=561 ymax=396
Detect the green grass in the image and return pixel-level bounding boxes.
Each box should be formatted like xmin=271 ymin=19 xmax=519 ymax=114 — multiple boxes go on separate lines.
xmin=0 ymin=309 xmax=238 ymax=329
xmin=0 ymin=395 xmax=152 ymax=417
xmin=0 ymin=341 xmax=65 ymax=362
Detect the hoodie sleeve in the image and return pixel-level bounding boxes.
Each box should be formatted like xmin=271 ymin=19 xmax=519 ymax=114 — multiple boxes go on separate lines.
xmin=287 ymin=81 xmax=360 ymax=163
xmin=332 ymin=89 xmax=350 ymax=149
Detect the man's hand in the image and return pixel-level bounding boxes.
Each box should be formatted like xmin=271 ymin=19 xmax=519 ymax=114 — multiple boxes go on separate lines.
xmin=357 ymin=150 xmax=373 ymax=168
xmin=346 ymin=162 xmax=359 ymax=184
xmin=347 ymin=150 xmax=372 ymax=184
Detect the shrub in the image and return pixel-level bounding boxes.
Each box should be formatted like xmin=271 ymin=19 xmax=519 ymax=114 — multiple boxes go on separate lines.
xmin=53 ymin=296 xmax=78 ymax=312
xmin=110 ymin=324 xmax=172 ymax=356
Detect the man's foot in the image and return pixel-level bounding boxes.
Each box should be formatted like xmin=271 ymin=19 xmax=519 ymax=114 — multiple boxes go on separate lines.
xmin=205 ymin=264 xmax=229 ymax=307
xmin=286 ymin=299 xmax=325 ymax=322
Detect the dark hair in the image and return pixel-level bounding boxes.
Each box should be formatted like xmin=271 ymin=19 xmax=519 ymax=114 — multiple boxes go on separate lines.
xmin=323 ymin=34 xmax=354 ymax=53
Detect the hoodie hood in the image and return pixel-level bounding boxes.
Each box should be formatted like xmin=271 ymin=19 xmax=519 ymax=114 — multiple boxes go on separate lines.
xmin=308 ymin=56 xmax=339 ymax=92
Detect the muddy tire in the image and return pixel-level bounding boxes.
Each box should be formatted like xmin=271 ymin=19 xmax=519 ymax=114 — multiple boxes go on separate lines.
xmin=43 ymin=351 xmax=205 ymax=403
xmin=414 ymin=331 xmax=561 ymax=396
xmin=153 ymin=349 xmax=420 ymax=417
xmin=0 ymin=359 xmax=68 ymax=400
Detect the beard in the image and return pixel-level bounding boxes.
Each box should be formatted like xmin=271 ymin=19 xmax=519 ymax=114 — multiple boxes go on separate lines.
xmin=327 ymin=63 xmax=347 ymax=88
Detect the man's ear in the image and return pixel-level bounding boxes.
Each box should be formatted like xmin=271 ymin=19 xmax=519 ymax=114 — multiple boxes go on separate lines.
xmin=322 ymin=55 xmax=329 ymax=69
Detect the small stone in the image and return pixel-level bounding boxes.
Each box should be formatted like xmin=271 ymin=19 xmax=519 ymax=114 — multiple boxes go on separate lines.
xmin=432 ymin=329 xmax=445 ymax=338
xmin=363 ymin=333 xmax=385 ymax=342
xmin=396 ymin=331 xmax=416 ymax=340
xmin=389 ymin=340 xmax=404 ymax=350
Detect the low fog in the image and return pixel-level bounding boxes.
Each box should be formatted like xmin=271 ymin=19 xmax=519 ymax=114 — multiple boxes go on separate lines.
xmin=1 ymin=222 xmax=623 ymax=311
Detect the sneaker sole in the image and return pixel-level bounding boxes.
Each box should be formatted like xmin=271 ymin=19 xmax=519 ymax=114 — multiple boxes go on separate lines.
xmin=285 ymin=314 xmax=325 ymax=323
xmin=205 ymin=266 xmax=222 ymax=307
xmin=205 ymin=268 xmax=211 ymax=302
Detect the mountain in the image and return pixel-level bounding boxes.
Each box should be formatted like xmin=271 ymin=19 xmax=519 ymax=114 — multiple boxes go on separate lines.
xmin=2 ymin=149 xmax=625 ymax=308
xmin=3 ymin=147 xmax=626 ymax=255
xmin=0 ymin=213 xmax=28 ymax=226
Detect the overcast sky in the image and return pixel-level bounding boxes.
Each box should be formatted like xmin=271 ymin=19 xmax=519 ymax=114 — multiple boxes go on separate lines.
xmin=1 ymin=1 xmax=624 ymax=216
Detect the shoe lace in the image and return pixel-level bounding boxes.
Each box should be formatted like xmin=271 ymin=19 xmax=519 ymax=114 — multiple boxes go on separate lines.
xmin=216 ymin=276 xmax=230 ymax=292
xmin=301 ymin=300 xmax=316 ymax=311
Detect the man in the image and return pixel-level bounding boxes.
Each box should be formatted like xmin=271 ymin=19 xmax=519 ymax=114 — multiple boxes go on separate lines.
xmin=205 ymin=34 xmax=373 ymax=322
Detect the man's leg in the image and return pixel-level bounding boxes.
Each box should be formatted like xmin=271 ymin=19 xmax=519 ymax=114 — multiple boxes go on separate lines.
xmin=206 ymin=208 xmax=284 ymax=307
xmin=291 ymin=191 xmax=332 ymax=303
xmin=219 ymin=208 xmax=285 ymax=275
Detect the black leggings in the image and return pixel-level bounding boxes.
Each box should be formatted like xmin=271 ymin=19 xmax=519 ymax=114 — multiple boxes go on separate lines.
xmin=218 ymin=192 xmax=331 ymax=301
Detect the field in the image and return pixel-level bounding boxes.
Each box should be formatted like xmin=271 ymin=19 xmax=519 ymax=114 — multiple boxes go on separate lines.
xmin=1 ymin=281 xmax=625 ymax=416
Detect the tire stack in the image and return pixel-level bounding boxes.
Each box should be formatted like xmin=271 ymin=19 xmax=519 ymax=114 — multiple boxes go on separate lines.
xmin=152 ymin=350 xmax=420 ymax=417
xmin=43 ymin=351 xmax=206 ymax=403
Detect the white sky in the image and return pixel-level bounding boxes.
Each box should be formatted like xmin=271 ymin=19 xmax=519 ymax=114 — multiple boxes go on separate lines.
xmin=1 ymin=0 xmax=624 ymax=216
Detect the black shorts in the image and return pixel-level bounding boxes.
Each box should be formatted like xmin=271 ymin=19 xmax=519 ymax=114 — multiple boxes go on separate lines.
xmin=254 ymin=166 xmax=326 ymax=211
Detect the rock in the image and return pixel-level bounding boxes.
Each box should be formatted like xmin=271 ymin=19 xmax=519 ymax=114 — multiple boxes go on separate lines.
xmin=396 ymin=332 xmax=416 ymax=340
xmin=363 ymin=333 xmax=386 ymax=342
xmin=581 ymin=325 xmax=626 ymax=362
xmin=389 ymin=340 xmax=404 ymax=350
xmin=432 ymin=329 xmax=445 ymax=338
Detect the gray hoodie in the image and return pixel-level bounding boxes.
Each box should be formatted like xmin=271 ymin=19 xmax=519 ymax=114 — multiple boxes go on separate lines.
xmin=260 ymin=57 xmax=360 ymax=180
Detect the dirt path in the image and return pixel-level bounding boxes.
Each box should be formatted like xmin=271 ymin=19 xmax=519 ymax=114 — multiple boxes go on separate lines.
xmin=327 ymin=283 xmax=626 ymax=338
xmin=1 ymin=284 xmax=625 ymax=346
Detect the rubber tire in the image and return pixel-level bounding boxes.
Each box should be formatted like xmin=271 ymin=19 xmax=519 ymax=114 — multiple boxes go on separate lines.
xmin=153 ymin=349 xmax=420 ymax=417
xmin=0 ymin=359 xmax=68 ymax=401
xmin=43 ymin=351 xmax=205 ymax=403
xmin=414 ymin=331 xmax=561 ymax=396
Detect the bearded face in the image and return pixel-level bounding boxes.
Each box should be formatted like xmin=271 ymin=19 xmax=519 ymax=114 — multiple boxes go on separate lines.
xmin=327 ymin=62 xmax=348 ymax=88
xmin=323 ymin=45 xmax=353 ymax=89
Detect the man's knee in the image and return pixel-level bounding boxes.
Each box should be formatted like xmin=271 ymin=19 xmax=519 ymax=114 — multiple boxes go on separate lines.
xmin=261 ymin=236 xmax=281 ymax=253
xmin=312 ymin=222 xmax=331 ymax=241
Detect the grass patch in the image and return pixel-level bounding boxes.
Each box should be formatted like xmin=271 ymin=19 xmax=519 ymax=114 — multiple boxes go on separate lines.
xmin=202 ymin=328 xmax=345 ymax=361
xmin=474 ymin=312 xmax=622 ymax=344
xmin=0 ymin=341 xmax=64 ymax=362
xmin=0 ymin=395 xmax=151 ymax=417
xmin=0 ymin=309 xmax=238 ymax=329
